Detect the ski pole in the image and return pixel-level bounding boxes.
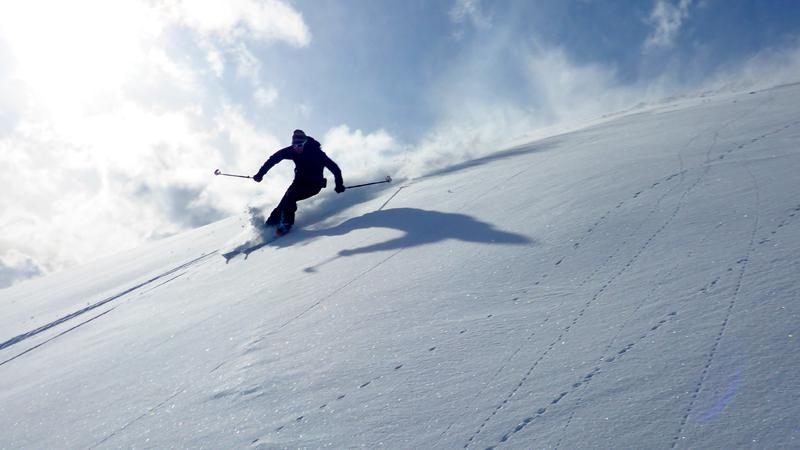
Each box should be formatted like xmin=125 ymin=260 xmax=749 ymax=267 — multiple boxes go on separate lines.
xmin=214 ymin=169 xmax=251 ymax=179
xmin=346 ymin=176 xmax=392 ymax=189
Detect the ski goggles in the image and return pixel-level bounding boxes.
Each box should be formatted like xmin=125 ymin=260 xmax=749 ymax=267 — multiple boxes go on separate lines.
xmin=292 ymin=137 xmax=306 ymax=147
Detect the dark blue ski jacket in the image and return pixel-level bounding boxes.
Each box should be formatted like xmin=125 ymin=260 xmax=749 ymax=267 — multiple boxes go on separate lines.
xmin=255 ymin=137 xmax=344 ymax=188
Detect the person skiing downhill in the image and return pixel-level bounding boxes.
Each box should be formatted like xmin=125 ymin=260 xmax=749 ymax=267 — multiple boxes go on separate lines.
xmin=252 ymin=129 xmax=345 ymax=235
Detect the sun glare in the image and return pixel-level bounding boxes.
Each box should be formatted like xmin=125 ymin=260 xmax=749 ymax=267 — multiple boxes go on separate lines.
xmin=0 ymin=0 xmax=159 ymax=117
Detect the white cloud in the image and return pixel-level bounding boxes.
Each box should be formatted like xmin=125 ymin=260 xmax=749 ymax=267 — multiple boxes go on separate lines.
xmin=168 ymin=0 xmax=312 ymax=47
xmin=644 ymin=0 xmax=693 ymax=51
xmin=0 ymin=102 xmax=226 ymax=272
xmin=403 ymin=27 xmax=800 ymax=184
xmin=255 ymin=86 xmax=279 ymax=107
xmin=322 ymin=125 xmax=402 ymax=183
xmin=205 ymin=46 xmax=226 ymax=77
xmin=399 ymin=40 xmax=652 ymax=179
xmin=0 ymin=0 xmax=314 ymax=287
xmin=449 ymin=0 xmax=492 ymax=31
xmin=524 ymin=47 xmax=630 ymax=121
xmin=702 ymin=40 xmax=800 ymax=93
xmin=220 ymin=43 xmax=281 ymax=111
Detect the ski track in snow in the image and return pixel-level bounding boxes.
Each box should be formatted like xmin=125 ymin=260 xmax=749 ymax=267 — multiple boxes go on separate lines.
xmin=274 ymin=239 xmax=406 ymax=336
xmin=0 ymin=253 xmax=216 ymax=365
xmin=0 ymin=307 xmax=118 ymax=367
xmin=89 ymin=390 xmax=184 ymax=449
xmin=378 ymin=185 xmax=408 ymax=211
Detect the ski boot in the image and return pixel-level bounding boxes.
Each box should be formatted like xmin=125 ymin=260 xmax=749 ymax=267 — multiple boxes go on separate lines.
xmin=275 ymin=223 xmax=291 ymax=237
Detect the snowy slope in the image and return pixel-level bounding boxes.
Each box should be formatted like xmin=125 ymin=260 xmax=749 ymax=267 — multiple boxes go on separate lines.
xmin=2 ymin=84 xmax=800 ymax=450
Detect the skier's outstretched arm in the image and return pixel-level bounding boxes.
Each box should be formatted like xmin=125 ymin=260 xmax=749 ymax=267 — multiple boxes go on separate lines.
xmin=323 ymin=153 xmax=345 ymax=192
xmin=253 ymin=149 xmax=289 ymax=182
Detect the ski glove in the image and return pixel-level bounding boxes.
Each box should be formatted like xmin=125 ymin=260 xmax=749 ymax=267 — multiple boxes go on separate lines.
xmin=253 ymin=173 xmax=263 ymax=183
xmin=335 ymin=184 xmax=346 ymax=194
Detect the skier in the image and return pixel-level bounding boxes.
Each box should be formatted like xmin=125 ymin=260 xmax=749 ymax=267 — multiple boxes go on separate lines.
xmin=252 ymin=129 xmax=345 ymax=235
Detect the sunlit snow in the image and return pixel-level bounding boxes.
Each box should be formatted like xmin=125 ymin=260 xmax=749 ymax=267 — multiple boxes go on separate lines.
xmin=2 ymin=84 xmax=799 ymax=449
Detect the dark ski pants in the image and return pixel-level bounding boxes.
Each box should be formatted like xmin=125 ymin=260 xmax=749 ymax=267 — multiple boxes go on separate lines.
xmin=266 ymin=181 xmax=322 ymax=228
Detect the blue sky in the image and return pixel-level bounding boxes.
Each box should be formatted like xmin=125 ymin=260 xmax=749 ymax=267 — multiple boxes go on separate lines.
xmin=1 ymin=0 xmax=799 ymax=288
xmin=207 ymin=0 xmax=800 ymax=141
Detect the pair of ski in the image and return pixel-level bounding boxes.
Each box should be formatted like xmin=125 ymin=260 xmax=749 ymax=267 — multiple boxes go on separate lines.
xmin=221 ymin=225 xmax=289 ymax=262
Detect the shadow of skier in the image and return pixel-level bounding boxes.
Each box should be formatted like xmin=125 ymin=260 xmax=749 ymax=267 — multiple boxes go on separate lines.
xmin=297 ymin=208 xmax=533 ymax=271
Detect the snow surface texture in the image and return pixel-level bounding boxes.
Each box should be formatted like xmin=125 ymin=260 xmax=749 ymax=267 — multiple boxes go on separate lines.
xmin=2 ymin=84 xmax=800 ymax=449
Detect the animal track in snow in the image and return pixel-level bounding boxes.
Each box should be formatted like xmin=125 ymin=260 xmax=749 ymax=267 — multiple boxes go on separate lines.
xmin=670 ymin=161 xmax=764 ymax=449
xmin=535 ymin=169 xmax=683 ymax=286
xmin=759 ymin=204 xmax=800 ymax=244
xmin=481 ymin=312 xmax=678 ymax=449
xmin=273 ymin=365 xmax=397 ymax=433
